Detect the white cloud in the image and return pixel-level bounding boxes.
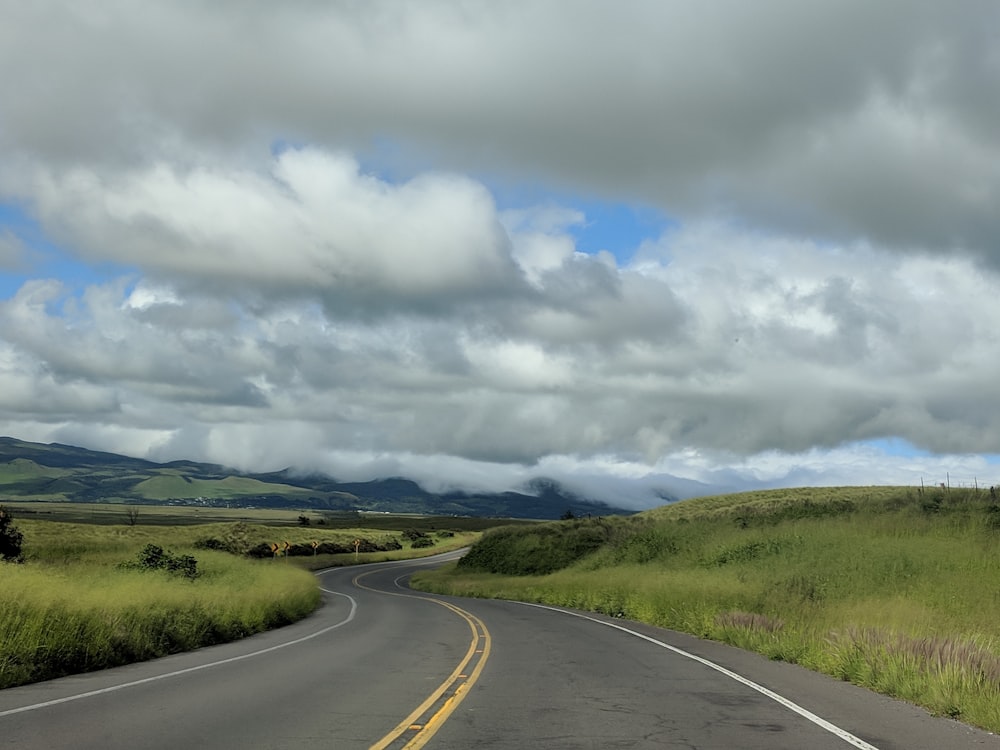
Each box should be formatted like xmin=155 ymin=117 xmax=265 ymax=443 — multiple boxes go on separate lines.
xmin=0 ymin=230 xmax=25 ymax=269
xmin=26 ymin=150 xmax=525 ymax=311
xmin=4 ymin=217 xmax=1000 ymax=475
xmin=1 ymin=2 xmax=1000 ymax=506
xmin=3 ymin=2 xmax=998 ymax=260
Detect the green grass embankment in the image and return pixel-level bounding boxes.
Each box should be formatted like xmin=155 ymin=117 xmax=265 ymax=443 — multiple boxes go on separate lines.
xmin=1 ymin=552 xmax=319 ymax=688
xmin=411 ymin=486 xmax=1000 ymax=733
xmin=0 ymin=516 xmax=478 ymax=689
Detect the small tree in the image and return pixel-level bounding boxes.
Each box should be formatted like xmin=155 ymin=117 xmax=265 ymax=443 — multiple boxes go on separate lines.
xmin=125 ymin=544 xmax=199 ymax=580
xmin=125 ymin=507 xmax=140 ymax=526
xmin=0 ymin=506 xmax=25 ymax=563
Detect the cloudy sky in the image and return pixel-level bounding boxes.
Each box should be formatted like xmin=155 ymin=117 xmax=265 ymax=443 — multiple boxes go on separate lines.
xmin=2 ymin=1 xmax=999 ymax=508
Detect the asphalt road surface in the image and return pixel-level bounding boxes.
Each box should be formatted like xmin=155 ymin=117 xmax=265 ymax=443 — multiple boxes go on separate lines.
xmin=1 ymin=551 xmax=997 ymax=749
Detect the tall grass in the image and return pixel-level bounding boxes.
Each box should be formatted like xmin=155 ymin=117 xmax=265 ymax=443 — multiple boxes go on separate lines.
xmin=0 ymin=554 xmax=320 ymax=688
xmin=0 ymin=520 xmax=321 ymax=689
xmin=412 ymin=486 xmax=1000 ymax=733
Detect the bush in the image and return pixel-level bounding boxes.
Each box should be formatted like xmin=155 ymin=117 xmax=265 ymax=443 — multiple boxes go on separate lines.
xmin=244 ymin=536 xmax=404 ymax=559
xmin=164 ymin=553 xmax=199 ymax=580
xmin=194 ymin=524 xmax=258 ymax=556
xmin=122 ymin=544 xmax=200 ymax=580
xmin=411 ymin=536 xmax=436 ymax=548
xmin=458 ymin=519 xmax=612 ymax=575
xmin=193 ymin=537 xmax=227 ymax=551
xmin=0 ymin=506 xmax=24 ymax=563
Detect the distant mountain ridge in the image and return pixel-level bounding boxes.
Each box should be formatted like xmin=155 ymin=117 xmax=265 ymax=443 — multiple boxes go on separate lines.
xmin=0 ymin=437 xmax=630 ymax=519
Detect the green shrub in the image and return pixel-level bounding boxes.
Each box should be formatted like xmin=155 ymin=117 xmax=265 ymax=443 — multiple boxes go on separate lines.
xmin=0 ymin=506 xmax=25 ymax=563
xmin=458 ymin=519 xmax=612 ymax=575
xmin=243 ymin=536 xmax=404 ymax=558
xmin=121 ymin=544 xmax=200 ymax=580
xmin=194 ymin=537 xmax=225 ymax=551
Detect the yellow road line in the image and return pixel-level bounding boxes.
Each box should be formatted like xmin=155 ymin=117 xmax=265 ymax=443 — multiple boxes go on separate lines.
xmin=357 ymin=570 xmax=492 ymax=750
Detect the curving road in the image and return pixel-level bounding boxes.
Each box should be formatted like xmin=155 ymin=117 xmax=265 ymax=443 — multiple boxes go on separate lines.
xmin=1 ymin=552 xmax=996 ymax=749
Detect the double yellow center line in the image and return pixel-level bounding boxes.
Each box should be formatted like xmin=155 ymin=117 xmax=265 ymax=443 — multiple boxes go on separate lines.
xmin=353 ymin=570 xmax=492 ymax=749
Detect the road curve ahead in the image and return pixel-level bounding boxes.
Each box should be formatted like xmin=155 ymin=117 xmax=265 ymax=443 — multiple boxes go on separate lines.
xmin=0 ymin=552 xmax=996 ymax=749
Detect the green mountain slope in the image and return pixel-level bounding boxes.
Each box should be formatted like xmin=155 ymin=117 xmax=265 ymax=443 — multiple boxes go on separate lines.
xmin=0 ymin=437 xmax=628 ymax=519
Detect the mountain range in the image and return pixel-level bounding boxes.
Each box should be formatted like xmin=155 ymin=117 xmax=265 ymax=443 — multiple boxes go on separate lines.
xmin=0 ymin=437 xmax=631 ymax=519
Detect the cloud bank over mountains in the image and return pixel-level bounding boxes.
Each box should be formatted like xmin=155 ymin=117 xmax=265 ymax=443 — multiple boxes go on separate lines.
xmin=1 ymin=2 xmax=999 ymax=507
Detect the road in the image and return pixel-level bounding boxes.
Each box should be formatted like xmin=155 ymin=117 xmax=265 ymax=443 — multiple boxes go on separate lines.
xmin=1 ymin=552 xmax=996 ymax=749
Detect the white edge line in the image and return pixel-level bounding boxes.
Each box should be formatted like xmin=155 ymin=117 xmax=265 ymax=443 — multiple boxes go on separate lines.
xmin=516 ymin=602 xmax=880 ymax=750
xmin=0 ymin=590 xmax=357 ymax=719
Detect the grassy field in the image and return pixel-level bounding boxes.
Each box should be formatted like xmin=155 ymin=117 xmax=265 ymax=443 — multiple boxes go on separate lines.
xmin=3 ymin=501 xmax=533 ymax=530
xmin=412 ymin=485 xmax=1000 ymax=733
xmin=0 ymin=505 xmax=486 ymax=689
xmin=3 ymin=501 xmax=335 ymax=526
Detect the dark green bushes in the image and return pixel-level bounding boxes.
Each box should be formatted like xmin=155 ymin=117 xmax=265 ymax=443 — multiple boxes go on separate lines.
xmin=121 ymin=544 xmax=200 ymax=580
xmin=0 ymin=506 xmax=24 ymax=563
xmin=402 ymin=528 xmax=436 ymax=548
xmin=243 ymin=537 xmax=403 ymax=558
xmin=193 ymin=537 xmax=227 ymax=551
xmin=458 ymin=518 xmax=613 ymax=575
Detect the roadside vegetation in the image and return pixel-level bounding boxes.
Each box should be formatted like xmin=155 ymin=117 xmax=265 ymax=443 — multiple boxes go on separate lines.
xmin=412 ymin=485 xmax=1000 ymax=733
xmin=0 ymin=506 xmax=483 ymax=688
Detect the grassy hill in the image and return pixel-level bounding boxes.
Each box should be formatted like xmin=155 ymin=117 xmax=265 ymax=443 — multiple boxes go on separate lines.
xmin=412 ymin=484 xmax=1000 ymax=733
xmin=0 ymin=437 xmax=625 ymax=519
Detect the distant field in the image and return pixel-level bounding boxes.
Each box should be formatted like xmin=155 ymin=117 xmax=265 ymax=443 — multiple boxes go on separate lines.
xmin=3 ymin=501 xmax=319 ymax=525
xmin=2 ymin=501 xmax=530 ymax=532
xmin=413 ymin=485 xmax=1000 ymax=734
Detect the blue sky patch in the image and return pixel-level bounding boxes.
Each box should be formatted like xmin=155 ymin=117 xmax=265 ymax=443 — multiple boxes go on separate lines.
xmin=0 ymin=201 xmax=134 ymax=300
